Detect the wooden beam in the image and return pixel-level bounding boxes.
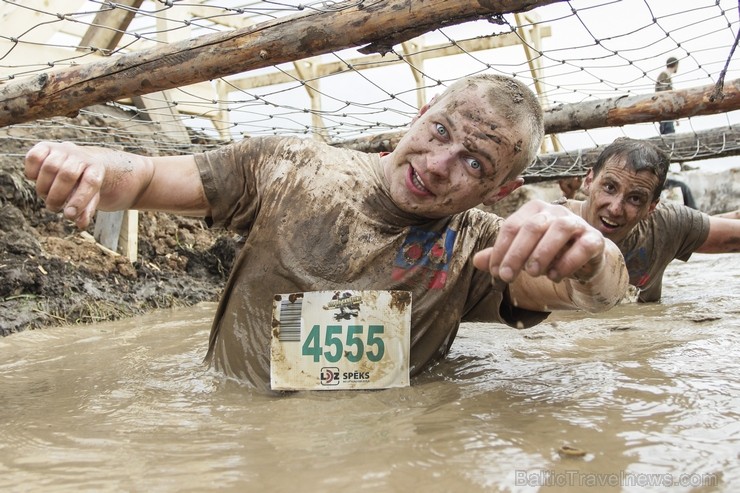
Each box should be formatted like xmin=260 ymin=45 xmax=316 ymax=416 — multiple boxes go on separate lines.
xmin=78 ymin=0 xmax=146 ymax=55
xmin=292 ymin=57 xmax=328 ymax=141
xmin=523 ymin=125 xmax=740 ymax=183
xmin=225 ymin=29 xmax=551 ymax=91
xmin=545 ymin=80 xmax=740 ymax=134
xmin=333 ymin=79 xmax=740 ymax=153
xmin=0 ymin=0 xmax=565 ymax=127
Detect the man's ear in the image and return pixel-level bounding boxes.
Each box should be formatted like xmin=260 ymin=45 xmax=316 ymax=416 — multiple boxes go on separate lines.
xmin=648 ymin=199 xmax=659 ymax=214
xmin=410 ymin=97 xmax=435 ymax=125
xmin=482 ymin=177 xmax=524 ymax=206
xmin=582 ymin=169 xmax=595 ymax=194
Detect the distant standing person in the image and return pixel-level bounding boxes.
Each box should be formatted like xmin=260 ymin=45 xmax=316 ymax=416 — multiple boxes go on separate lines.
xmin=655 ymin=56 xmax=679 ymax=135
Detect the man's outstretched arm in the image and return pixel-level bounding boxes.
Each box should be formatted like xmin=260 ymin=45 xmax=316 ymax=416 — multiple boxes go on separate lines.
xmin=473 ymin=200 xmax=628 ymax=314
xmin=696 ymin=214 xmax=740 ymax=253
xmin=24 ymin=141 xmax=210 ymax=229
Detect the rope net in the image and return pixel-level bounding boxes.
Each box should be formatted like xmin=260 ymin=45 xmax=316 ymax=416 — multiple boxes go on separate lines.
xmin=1 ymin=0 xmax=738 ymax=179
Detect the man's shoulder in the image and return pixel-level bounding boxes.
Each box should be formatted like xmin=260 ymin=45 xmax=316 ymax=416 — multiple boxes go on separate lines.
xmin=236 ymin=134 xmax=330 ymax=153
xmin=654 ymin=200 xmax=704 ymax=219
xmin=655 ymin=71 xmax=671 ymax=90
xmin=230 ymin=135 xmax=372 ymax=166
xmin=625 ymin=201 xmax=707 ymax=244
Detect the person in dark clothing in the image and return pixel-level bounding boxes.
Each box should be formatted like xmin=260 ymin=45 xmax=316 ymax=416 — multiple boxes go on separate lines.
xmin=655 ymin=57 xmax=679 ymax=135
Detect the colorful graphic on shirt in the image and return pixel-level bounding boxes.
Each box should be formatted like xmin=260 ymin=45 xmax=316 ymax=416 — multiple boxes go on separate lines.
xmin=392 ymin=226 xmax=457 ymax=289
xmin=623 ymin=247 xmax=651 ymax=287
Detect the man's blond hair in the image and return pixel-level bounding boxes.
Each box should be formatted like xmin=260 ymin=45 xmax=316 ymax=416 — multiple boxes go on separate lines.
xmin=437 ymin=74 xmax=544 ymax=179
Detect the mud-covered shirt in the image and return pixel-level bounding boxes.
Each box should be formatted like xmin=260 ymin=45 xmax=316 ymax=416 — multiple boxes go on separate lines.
xmin=194 ymin=136 xmax=547 ymax=390
xmin=562 ymin=199 xmax=710 ymax=302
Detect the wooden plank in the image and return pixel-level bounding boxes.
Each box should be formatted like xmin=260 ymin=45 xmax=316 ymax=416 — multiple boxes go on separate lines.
xmin=334 ymin=79 xmax=740 ymax=153
xmin=119 ymin=210 xmax=139 ymax=263
xmin=93 ymin=210 xmax=124 ymax=252
xmin=0 ymin=0 xmax=566 ymax=127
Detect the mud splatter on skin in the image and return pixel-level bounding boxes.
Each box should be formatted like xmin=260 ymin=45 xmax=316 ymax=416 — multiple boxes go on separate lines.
xmin=505 ymin=79 xmax=525 ymax=104
xmin=457 ymin=109 xmax=506 ymax=148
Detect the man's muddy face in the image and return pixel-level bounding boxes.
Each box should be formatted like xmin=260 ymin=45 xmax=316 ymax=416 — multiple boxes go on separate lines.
xmin=582 ymin=157 xmax=661 ymax=243
xmin=382 ymin=86 xmax=524 ymax=218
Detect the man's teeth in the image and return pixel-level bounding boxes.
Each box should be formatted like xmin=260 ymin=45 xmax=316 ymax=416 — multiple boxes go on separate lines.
xmin=412 ymin=170 xmax=428 ymax=192
xmin=601 ymin=217 xmax=618 ymax=227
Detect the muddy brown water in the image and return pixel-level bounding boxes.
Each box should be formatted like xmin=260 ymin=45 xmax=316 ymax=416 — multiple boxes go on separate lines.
xmin=1 ymin=253 xmax=738 ymax=493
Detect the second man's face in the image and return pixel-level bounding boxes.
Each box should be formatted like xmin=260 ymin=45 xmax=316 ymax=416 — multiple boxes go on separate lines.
xmin=582 ymin=157 xmax=661 ymax=243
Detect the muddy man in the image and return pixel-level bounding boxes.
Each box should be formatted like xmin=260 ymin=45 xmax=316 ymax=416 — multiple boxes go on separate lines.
xmin=25 ymin=74 xmax=628 ymax=391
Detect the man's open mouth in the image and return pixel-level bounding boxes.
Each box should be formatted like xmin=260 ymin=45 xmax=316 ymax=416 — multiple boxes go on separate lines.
xmin=409 ymin=166 xmax=431 ymax=195
xmin=600 ymin=216 xmax=620 ymax=230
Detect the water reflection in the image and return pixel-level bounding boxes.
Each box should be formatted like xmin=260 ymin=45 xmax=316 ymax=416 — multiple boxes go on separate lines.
xmin=0 ymin=253 xmax=737 ymax=492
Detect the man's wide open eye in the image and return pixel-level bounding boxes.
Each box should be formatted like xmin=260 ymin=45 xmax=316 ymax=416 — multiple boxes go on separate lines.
xmin=466 ymin=157 xmax=481 ymax=170
xmin=435 ymin=123 xmax=448 ymax=137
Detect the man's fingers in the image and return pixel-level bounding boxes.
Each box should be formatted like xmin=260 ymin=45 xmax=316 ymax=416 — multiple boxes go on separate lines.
xmin=44 ymin=157 xmax=86 ymax=212
xmin=24 ymin=143 xmax=51 ymax=181
xmin=521 ymin=214 xmax=591 ymax=281
xmin=490 ymin=211 xmax=550 ymax=282
xmin=473 ymin=248 xmax=492 ymax=272
xmin=475 ymin=200 xmax=606 ymax=284
xmin=547 ymin=230 xmax=604 ymax=281
xmin=62 ymin=165 xmax=104 ymax=222
xmin=72 ymin=195 xmax=100 ymax=230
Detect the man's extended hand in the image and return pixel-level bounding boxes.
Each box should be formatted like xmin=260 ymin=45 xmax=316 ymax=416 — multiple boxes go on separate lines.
xmin=473 ymin=199 xmax=606 ymax=284
xmin=25 ymin=141 xmax=113 ymax=229
xmin=26 ymin=141 xmax=208 ymax=229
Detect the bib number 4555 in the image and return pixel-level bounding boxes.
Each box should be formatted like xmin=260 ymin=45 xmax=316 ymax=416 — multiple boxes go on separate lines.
xmin=302 ymin=324 xmax=385 ymax=363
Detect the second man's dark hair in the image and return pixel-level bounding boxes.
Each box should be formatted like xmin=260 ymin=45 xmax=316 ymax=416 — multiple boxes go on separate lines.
xmin=592 ymin=138 xmax=670 ymax=201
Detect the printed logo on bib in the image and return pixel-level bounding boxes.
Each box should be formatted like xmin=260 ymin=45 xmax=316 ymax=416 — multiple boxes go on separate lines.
xmin=392 ymin=226 xmax=457 ymax=289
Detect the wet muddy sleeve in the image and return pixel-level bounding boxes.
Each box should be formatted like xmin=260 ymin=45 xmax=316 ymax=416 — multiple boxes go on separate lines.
xmin=193 ymin=139 xmax=263 ymax=235
xmin=673 ymin=205 xmax=710 ymax=261
xmin=463 ymin=277 xmax=549 ymax=329
xmin=461 ymin=212 xmax=550 ymax=328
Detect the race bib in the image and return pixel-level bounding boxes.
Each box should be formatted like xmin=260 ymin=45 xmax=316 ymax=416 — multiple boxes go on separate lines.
xmin=270 ymin=290 xmax=411 ymax=390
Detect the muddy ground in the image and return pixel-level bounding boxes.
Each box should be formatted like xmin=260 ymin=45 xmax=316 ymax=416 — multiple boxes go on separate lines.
xmin=0 ymin=106 xmax=237 ymax=336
